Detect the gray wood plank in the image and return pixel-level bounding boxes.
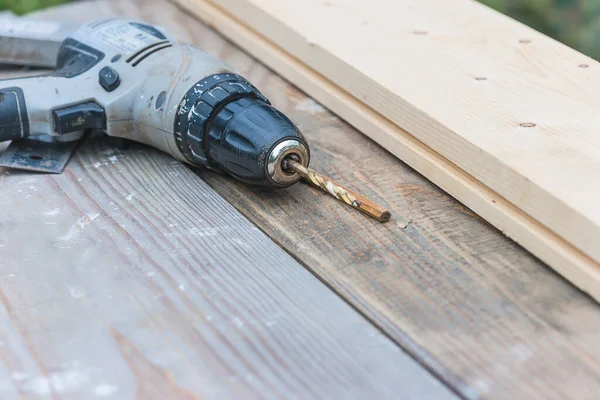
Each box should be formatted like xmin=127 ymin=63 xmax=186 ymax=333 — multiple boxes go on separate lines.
xmin=0 ymin=1 xmax=458 ymax=399
xmin=0 ymin=135 xmax=455 ymax=399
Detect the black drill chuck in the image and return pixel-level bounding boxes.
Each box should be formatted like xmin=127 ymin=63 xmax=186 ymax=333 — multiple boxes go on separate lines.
xmin=174 ymin=73 xmax=310 ymax=187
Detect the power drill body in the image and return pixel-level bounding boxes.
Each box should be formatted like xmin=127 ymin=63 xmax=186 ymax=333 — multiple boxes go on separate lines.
xmin=0 ymin=19 xmax=309 ymax=187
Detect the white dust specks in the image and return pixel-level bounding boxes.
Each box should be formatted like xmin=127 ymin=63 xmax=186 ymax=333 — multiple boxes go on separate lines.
xmin=86 ymin=213 xmax=100 ymax=221
xmin=473 ymin=378 xmax=490 ymax=394
xmin=18 ymin=369 xmax=90 ymax=395
xmin=76 ymin=216 xmax=88 ymax=229
xmin=17 ymin=177 xmax=38 ymax=186
xmin=23 ymin=377 xmax=51 ymax=395
xmin=59 ymin=214 xmax=99 ymax=241
xmin=82 ymin=248 xmax=93 ymax=260
xmin=11 ymin=372 xmax=28 ymax=381
xmin=93 ymin=383 xmax=118 ymax=397
xmin=59 ymin=222 xmax=82 ymax=241
xmin=125 ymin=193 xmax=135 ymax=201
xmin=68 ymin=287 xmax=87 ymax=299
xmin=511 ymin=344 xmax=534 ymax=362
xmin=265 ymin=320 xmax=278 ymax=328
xmin=93 ymin=162 xmax=102 ymax=169
xmin=295 ymin=98 xmax=326 ymax=113
xmin=232 ymin=317 xmax=244 ymax=329
xmin=179 ymin=284 xmax=185 ymax=292
xmin=108 ymin=156 xmax=118 ymax=163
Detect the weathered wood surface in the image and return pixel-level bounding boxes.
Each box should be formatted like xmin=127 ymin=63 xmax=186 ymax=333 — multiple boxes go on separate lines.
xmin=0 ymin=1 xmax=460 ymax=399
xmin=4 ymin=0 xmax=600 ymax=399
xmin=0 ymin=132 xmax=454 ymax=398
xmin=161 ymin=1 xmax=600 ymax=399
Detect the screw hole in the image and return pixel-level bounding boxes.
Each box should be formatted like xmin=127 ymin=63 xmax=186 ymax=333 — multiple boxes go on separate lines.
xmin=520 ymin=122 xmax=536 ymax=128
xmin=29 ymin=154 xmax=43 ymax=161
xmin=475 ymin=77 xmax=487 ymax=81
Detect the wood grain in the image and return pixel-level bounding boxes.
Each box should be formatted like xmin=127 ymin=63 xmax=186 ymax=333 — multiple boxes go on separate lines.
xmin=0 ymin=1 xmax=459 ymax=399
xmin=202 ymin=0 xmax=600 ymax=263
xmin=173 ymin=0 xmax=600 ymax=301
xmin=0 ymin=135 xmax=455 ymax=400
xmin=160 ymin=1 xmax=600 ymax=398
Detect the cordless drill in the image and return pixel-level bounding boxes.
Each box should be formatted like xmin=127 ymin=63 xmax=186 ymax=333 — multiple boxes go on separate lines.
xmin=0 ymin=18 xmax=309 ymax=187
xmin=0 ymin=17 xmax=389 ymax=221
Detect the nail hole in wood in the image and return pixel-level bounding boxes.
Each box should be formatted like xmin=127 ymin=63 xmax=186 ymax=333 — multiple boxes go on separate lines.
xmin=579 ymin=64 xmax=589 ymax=68
xmin=475 ymin=77 xmax=487 ymax=81
xmin=520 ymin=122 xmax=536 ymax=128
xmin=413 ymin=30 xmax=428 ymax=35
xmin=519 ymin=39 xmax=532 ymax=44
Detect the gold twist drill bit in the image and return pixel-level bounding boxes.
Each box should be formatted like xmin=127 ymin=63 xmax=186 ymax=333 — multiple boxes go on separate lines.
xmin=284 ymin=159 xmax=391 ymax=223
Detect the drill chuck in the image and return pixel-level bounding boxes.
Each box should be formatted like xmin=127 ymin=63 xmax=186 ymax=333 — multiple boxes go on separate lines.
xmin=175 ymin=73 xmax=310 ymax=187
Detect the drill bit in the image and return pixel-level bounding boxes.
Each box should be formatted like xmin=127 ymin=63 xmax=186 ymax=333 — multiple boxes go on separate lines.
xmin=284 ymin=159 xmax=391 ymax=223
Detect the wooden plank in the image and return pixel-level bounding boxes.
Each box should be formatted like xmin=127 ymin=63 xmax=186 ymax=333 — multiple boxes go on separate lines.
xmin=160 ymin=1 xmax=600 ymax=399
xmin=0 ymin=119 xmax=454 ymax=399
xmin=172 ymin=0 xmax=600 ymax=300
xmin=210 ymin=0 xmax=600 ymax=261
xmin=173 ymin=0 xmax=600 ymax=300
xmin=0 ymin=2 xmax=459 ymax=399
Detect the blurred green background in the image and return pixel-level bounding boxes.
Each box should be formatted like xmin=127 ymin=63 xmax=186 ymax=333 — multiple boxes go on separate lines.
xmin=0 ymin=0 xmax=70 ymax=15
xmin=0 ymin=0 xmax=599 ymax=59
xmin=480 ymin=0 xmax=600 ymax=59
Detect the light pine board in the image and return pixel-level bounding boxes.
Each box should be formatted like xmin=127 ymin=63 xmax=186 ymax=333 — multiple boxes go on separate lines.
xmin=0 ymin=1 xmax=459 ymax=399
xmin=174 ymin=0 xmax=600 ymax=301
xmin=164 ymin=0 xmax=600 ymax=398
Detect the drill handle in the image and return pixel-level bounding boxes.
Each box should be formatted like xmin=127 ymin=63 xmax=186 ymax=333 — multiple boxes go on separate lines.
xmin=0 ymin=73 xmax=108 ymax=143
xmin=0 ymin=85 xmax=29 ymax=142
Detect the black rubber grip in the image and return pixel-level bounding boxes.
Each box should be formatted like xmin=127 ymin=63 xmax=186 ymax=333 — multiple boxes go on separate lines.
xmin=174 ymin=73 xmax=269 ymax=166
xmin=0 ymin=87 xmax=29 ymax=142
xmin=175 ymin=73 xmax=309 ymax=187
